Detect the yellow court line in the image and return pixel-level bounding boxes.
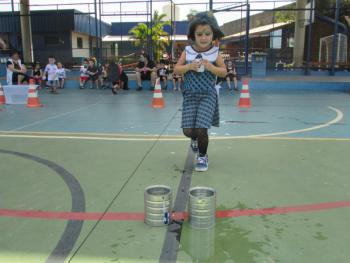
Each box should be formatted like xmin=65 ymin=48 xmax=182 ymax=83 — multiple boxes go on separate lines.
xmin=0 ymin=106 xmax=346 ymax=142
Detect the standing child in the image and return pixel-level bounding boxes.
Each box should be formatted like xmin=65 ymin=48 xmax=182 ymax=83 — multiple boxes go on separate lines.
xmin=174 ymin=12 xmax=227 ymax=172
xmin=57 ymin=62 xmax=69 ymax=89
xmin=43 ymin=55 xmax=59 ymax=93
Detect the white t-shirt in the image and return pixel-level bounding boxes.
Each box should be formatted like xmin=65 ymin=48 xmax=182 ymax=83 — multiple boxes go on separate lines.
xmin=80 ymin=65 xmax=88 ymax=77
xmin=44 ymin=64 xmax=58 ymax=81
xmin=6 ymin=58 xmax=22 ymax=85
xmin=56 ymin=68 xmax=66 ymax=79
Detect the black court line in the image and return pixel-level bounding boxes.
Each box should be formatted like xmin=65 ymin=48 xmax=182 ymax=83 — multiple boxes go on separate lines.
xmin=68 ymin=108 xmax=181 ymax=262
xmin=0 ymin=149 xmax=85 ymax=263
xmin=159 ymin=145 xmax=195 ymax=262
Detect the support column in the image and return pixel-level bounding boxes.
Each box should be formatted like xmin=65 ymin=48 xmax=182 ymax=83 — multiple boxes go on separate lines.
xmin=19 ymin=0 xmax=33 ymax=63
xmin=293 ymin=0 xmax=307 ymax=68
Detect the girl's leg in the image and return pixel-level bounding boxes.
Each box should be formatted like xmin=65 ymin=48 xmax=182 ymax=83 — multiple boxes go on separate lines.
xmin=226 ymin=77 xmax=231 ymax=90
xmin=183 ymin=128 xmax=197 ymax=140
xmin=196 ymin=128 xmax=208 ymax=157
xmin=61 ymin=79 xmax=65 ymax=89
xmin=233 ymin=76 xmax=238 ymax=90
xmin=183 ymin=128 xmax=198 ymax=152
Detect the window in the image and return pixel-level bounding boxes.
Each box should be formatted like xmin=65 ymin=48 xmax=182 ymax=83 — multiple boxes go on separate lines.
xmin=77 ymin=37 xmax=83 ymax=49
xmin=270 ymin=29 xmax=282 ymax=49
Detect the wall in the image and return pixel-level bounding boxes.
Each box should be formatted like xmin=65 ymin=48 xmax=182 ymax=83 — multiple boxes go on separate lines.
xmin=71 ymin=31 xmax=90 ymax=59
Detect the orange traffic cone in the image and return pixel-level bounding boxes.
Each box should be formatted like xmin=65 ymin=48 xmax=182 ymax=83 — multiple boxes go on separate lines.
xmin=27 ymin=79 xmax=42 ymax=108
xmin=0 ymin=83 xmax=5 ymax=104
xmin=151 ymin=78 xmax=165 ymax=108
xmin=238 ymin=79 xmax=251 ymax=108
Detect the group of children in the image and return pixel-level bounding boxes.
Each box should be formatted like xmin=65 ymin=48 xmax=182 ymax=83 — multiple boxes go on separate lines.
xmin=33 ymin=56 xmax=69 ymax=93
xmin=140 ymin=57 xmax=236 ymax=92
xmin=79 ymin=57 xmax=129 ymax=94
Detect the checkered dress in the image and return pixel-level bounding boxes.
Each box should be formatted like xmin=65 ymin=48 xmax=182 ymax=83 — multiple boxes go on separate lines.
xmin=181 ymin=45 xmax=220 ymax=128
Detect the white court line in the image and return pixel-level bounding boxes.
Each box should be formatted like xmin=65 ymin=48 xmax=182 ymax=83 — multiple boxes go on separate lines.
xmin=0 ymin=106 xmax=345 ymax=141
xmin=11 ymin=102 xmax=100 ymax=131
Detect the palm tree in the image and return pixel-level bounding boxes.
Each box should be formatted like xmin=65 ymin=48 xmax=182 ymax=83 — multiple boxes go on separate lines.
xmin=129 ymin=11 xmax=170 ymax=61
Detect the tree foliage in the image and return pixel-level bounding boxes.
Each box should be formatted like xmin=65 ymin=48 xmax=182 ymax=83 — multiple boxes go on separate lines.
xmin=129 ymin=11 xmax=170 ymax=61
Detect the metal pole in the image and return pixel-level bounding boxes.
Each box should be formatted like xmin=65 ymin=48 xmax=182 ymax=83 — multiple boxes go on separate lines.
xmin=120 ymin=2 xmax=122 ymax=58
xmin=330 ymin=0 xmax=340 ymax=76
xmin=209 ymin=0 xmax=213 ymax=11
xmin=244 ymin=2 xmax=250 ymax=75
xmin=99 ymin=0 xmax=102 ymax=63
xmin=88 ymin=4 xmax=92 ymax=56
xmin=11 ymin=0 xmax=15 ymax=11
xmin=94 ymin=0 xmax=98 ymax=59
xmin=305 ymin=0 xmax=314 ymax=75
xmin=150 ymin=0 xmax=153 ymax=60
xmin=146 ymin=2 xmax=149 ymax=54
xmin=19 ymin=0 xmax=33 ymax=63
xmin=170 ymin=1 xmax=174 ymax=60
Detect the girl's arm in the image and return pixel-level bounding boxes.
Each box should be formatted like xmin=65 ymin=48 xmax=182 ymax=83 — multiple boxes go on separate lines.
xmin=174 ymin=51 xmax=200 ymax=74
xmin=202 ymin=53 xmax=227 ymax=78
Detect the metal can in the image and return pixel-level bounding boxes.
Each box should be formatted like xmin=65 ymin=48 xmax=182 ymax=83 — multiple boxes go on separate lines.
xmin=144 ymin=185 xmax=172 ymax=227
xmin=188 ymin=186 xmax=216 ymax=229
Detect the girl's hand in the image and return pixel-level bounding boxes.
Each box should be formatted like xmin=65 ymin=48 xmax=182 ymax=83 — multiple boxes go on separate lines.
xmin=187 ymin=61 xmax=201 ymax=71
xmin=202 ymin=59 xmax=213 ymax=71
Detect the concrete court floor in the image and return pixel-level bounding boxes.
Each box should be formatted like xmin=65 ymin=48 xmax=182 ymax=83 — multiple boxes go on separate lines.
xmin=0 ymin=87 xmax=350 ymax=263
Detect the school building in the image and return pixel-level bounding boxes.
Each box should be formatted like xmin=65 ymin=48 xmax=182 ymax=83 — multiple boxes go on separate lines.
xmin=220 ymin=4 xmax=349 ymax=70
xmin=0 ymin=9 xmax=111 ymax=66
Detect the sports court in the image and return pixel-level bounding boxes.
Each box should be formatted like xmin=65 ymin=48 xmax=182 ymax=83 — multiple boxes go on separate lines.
xmin=1 ymin=80 xmax=350 ymax=262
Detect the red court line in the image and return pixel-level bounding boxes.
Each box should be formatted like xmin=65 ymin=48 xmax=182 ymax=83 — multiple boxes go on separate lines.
xmin=1 ymin=200 xmax=350 ymax=221
xmin=0 ymin=209 xmax=144 ymax=221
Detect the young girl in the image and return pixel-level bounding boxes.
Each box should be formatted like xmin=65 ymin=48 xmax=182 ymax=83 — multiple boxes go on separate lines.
xmin=174 ymin=12 xmax=227 ymax=172
xmin=32 ymin=62 xmax=43 ymax=88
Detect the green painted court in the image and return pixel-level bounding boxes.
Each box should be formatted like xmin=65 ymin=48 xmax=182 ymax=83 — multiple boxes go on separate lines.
xmin=1 ymin=87 xmax=350 ymax=262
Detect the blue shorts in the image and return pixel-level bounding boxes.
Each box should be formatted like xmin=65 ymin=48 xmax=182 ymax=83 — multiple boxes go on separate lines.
xmin=47 ymin=80 xmax=59 ymax=86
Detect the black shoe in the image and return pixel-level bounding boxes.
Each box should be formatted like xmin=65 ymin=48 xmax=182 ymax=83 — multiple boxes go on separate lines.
xmin=136 ymin=86 xmax=143 ymax=91
xmin=112 ymin=88 xmax=117 ymax=94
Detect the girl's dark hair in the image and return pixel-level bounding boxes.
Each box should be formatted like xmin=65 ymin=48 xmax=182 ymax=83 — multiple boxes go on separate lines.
xmin=187 ymin=11 xmax=224 ymax=41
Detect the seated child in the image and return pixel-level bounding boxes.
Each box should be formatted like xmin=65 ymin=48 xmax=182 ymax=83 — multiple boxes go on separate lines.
xmin=79 ymin=59 xmax=89 ymax=89
xmin=157 ymin=61 xmax=169 ymax=90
